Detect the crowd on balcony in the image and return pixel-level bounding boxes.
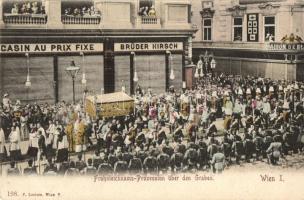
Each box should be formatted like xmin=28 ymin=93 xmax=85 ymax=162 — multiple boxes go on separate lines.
xmin=138 ymin=5 xmax=156 ymax=17
xmin=1 ymin=74 xmax=304 ymax=176
xmin=63 ymin=5 xmax=101 ymax=17
xmin=8 ymin=2 xmax=45 ymax=15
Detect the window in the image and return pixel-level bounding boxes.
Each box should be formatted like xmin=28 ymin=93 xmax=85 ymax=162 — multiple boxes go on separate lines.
xmin=233 ymin=18 xmax=243 ymax=41
xmin=264 ymin=16 xmax=275 ymax=42
xmin=202 ymin=1 xmax=213 ymax=9
xmin=61 ymin=0 xmax=100 ymax=17
xmin=138 ymin=0 xmax=155 ymax=16
xmin=203 ymin=18 xmax=212 ymax=41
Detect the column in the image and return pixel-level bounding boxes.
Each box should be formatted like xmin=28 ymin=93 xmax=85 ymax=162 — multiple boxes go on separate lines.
xmin=104 ymin=38 xmax=115 ymax=93
xmin=130 ymin=54 xmax=134 ymax=95
xmin=0 ymin=0 xmax=5 ymax=28
xmin=45 ymin=0 xmax=63 ymax=29
xmin=53 ymin=56 xmax=59 ymax=103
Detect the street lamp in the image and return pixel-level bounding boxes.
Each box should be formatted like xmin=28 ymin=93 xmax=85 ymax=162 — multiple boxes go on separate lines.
xmin=198 ymin=56 xmax=204 ymax=78
xmin=210 ymin=57 xmax=216 ymax=76
xmin=25 ymin=53 xmax=31 ymax=87
xmin=203 ymin=50 xmax=211 ymax=74
xmin=80 ymin=52 xmax=87 ymax=85
xmin=167 ymin=51 xmax=175 ymax=80
xmin=65 ymin=60 xmax=80 ymax=104
xmin=210 ymin=58 xmax=216 ymax=69
xmin=121 ymin=80 xmax=126 ymax=92
xmin=132 ymin=52 xmax=139 ymax=82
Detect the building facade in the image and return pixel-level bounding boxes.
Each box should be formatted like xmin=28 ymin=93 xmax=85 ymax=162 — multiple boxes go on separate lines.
xmin=0 ymin=0 xmax=197 ymax=103
xmin=191 ymin=0 xmax=304 ymax=82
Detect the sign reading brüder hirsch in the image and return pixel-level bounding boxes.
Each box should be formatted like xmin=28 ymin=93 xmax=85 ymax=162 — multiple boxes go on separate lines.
xmin=114 ymin=42 xmax=183 ymax=52
xmin=0 ymin=43 xmax=103 ymax=53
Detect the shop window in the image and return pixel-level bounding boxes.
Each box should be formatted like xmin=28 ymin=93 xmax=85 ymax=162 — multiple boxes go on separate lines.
xmin=264 ymin=16 xmax=275 ymax=42
xmin=203 ymin=18 xmax=212 ymax=41
xmin=138 ymin=0 xmax=156 ymax=17
xmin=233 ymin=18 xmax=243 ymax=41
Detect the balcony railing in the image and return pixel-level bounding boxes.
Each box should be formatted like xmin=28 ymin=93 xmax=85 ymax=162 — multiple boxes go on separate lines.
xmin=61 ymin=15 xmax=101 ymax=24
xmin=3 ymin=14 xmax=47 ymax=24
xmin=141 ymin=16 xmax=159 ymax=25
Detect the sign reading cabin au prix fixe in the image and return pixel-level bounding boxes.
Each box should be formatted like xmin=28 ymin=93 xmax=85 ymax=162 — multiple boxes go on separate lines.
xmin=0 ymin=43 xmax=103 ymax=53
xmin=114 ymin=42 xmax=183 ymax=52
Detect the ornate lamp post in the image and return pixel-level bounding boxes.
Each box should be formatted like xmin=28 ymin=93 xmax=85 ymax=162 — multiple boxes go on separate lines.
xmin=80 ymin=52 xmax=87 ymax=86
xmin=167 ymin=51 xmax=175 ymax=81
xmin=25 ymin=53 xmax=31 ymax=87
xmin=202 ymin=51 xmax=211 ymax=74
xmin=121 ymin=80 xmax=126 ymax=92
xmin=132 ymin=52 xmax=139 ymax=85
xmin=210 ymin=57 xmax=216 ymax=76
xmin=65 ymin=60 xmax=80 ymax=104
xmin=80 ymin=52 xmax=87 ymax=108
xmin=25 ymin=53 xmax=31 ymax=102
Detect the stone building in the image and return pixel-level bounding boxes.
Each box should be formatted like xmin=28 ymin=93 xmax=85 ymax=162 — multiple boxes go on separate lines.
xmin=191 ymin=0 xmax=304 ymax=81
xmin=0 ymin=0 xmax=197 ymax=103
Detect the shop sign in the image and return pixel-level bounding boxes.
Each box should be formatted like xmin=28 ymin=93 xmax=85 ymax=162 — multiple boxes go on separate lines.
xmin=0 ymin=43 xmax=103 ymax=53
xmin=267 ymin=43 xmax=304 ymax=51
xmin=114 ymin=42 xmax=183 ymax=52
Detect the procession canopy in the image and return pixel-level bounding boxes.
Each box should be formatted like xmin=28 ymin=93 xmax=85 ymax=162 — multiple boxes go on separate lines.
xmin=85 ymin=92 xmax=134 ymax=119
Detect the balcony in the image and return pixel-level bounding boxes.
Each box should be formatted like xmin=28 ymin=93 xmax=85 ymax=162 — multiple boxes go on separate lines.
xmin=3 ymin=14 xmax=47 ymax=24
xmin=136 ymin=16 xmax=161 ymax=29
xmin=141 ymin=16 xmax=158 ymax=24
xmin=61 ymin=15 xmax=101 ymax=24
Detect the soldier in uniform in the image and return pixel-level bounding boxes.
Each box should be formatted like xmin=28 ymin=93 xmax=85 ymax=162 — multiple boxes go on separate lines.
xmin=128 ymin=153 xmax=143 ymax=174
xmin=83 ymin=158 xmax=97 ymax=175
xmin=75 ymin=154 xmax=87 ymax=173
xmin=232 ymin=135 xmax=244 ymax=164
xmin=157 ymin=150 xmax=170 ymax=174
xmin=211 ymin=147 xmax=225 ymax=173
xmin=113 ymin=153 xmax=128 ymax=175
xmin=184 ymin=142 xmax=198 ymax=172
xmin=266 ymin=136 xmax=283 ymax=165
xmin=143 ymin=153 xmax=158 ymax=174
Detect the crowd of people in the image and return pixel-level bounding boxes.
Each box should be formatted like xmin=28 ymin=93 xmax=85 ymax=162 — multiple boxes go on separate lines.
xmin=10 ymin=2 xmax=45 ymax=15
xmin=63 ymin=5 xmax=101 ymax=17
xmin=1 ymin=74 xmax=304 ymax=176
